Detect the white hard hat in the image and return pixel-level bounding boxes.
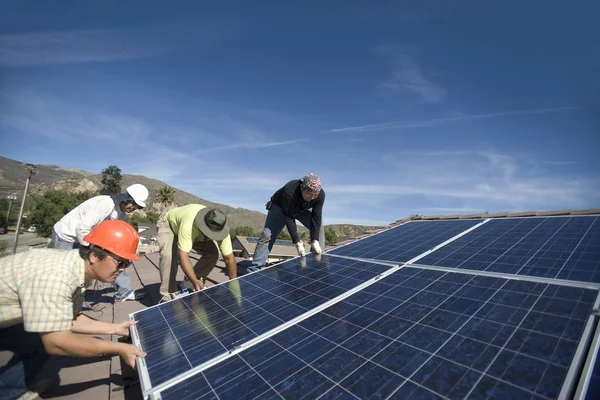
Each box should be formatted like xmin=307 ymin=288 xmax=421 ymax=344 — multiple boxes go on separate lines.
xmin=126 ymin=184 xmax=149 ymax=208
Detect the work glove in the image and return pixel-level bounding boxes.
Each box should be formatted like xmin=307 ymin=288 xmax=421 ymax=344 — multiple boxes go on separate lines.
xmin=311 ymin=240 xmax=322 ymax=254
xmin=296 ymin=242 xmax=306 ymax=257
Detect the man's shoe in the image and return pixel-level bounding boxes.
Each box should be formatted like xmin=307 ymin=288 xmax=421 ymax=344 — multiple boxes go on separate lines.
xmin=17 ymin=378 xmax=54 ymax=400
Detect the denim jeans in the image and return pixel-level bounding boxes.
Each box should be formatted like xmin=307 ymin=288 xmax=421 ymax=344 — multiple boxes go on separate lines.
xmin=0 ymin=324 xmax=50 ymax=400
xmin=251 ymin=203 xmax=325 ymax=268
xmin=50 ymin=231 xmax=132 ymax=300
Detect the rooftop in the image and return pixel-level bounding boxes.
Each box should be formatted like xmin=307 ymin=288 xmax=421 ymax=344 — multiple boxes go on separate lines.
xmin=33 ymin=207 xmax=600 ymax=400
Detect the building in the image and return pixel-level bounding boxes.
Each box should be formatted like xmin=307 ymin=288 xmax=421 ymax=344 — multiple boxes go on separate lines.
xmin=232 ymin=235 xmax=310 ymax=263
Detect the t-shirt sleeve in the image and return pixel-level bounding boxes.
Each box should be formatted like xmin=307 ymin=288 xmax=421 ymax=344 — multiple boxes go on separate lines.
xmin=218 ymin=234 xmax=233 ymax=257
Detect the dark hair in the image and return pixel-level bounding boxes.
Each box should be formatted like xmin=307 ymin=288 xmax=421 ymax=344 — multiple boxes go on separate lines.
xmin=79 ymin=245 xmax=109 ymax=261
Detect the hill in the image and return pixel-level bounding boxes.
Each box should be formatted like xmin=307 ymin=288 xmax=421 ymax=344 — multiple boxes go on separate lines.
xmin=0 ymin=156 xmax=382 ymax=236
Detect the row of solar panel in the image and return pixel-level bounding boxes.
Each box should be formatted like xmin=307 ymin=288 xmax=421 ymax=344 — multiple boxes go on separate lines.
xmin=132 ymin=215 xmax=600 ymax=399
xmin=157 ymin=265 xmax=599 ymax=399
xmin=134 ymin=256 xmax=395 ymax=388
xmin=330 ymin=216 xmax=600 ymax=283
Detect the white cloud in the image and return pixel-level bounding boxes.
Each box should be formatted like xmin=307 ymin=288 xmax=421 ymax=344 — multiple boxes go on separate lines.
xmin=0 ymin=89 xmax=153 ymax=141
xmin=194 ymin=139 xmax=308 ymax=155
xmin=544 ymin=160 xmax=579 ymax=165
xmin=378 ymin=47 xmax=447 ymax=103
xmin=0 ymin=29 xmax=167 ymax=67
xmin=330 ymin=106 xmax=581 ymax=133
xmin=325 ymin=150 xmax=599 ymax=215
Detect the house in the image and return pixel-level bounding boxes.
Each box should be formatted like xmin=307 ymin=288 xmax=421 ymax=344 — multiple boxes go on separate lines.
xmin=232 ymin=235 xmax=310 ymax=263
xmin=137 ymin=224 xmax=159 ymax=254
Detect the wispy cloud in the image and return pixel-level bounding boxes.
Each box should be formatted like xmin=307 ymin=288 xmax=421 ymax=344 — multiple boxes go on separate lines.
xmin=194 ymin=139 xmax=308 ymax=155
xmin=0 ymin=29 xmax=168 ymax=67
xmin=0 ymin=89 xmax=153 ymax=141
xmin=378 ymin=47 xmax=446 ymax=103
xmin=345 ymin=150 xmax=598 ymax=210
xmin=330 ymin=106 xmax=581 ymax=133
xmin=544 ymin=160 xmax=579 ymax=165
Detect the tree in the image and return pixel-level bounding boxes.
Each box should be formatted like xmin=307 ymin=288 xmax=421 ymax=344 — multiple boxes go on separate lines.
xmin=325 ymin=228 xmax=339 ymax=246
xmin=29 ymin=190 xmax=96 ymax=237
xmin=100 ymin=165 xmax=122 ymax=195
xmin=126 ymin=211 xmax=160 ymax=231
xmin=277 ymin=230 xmax=292 ymax=241
xmin=230 ymin=226 xmax=258 ymax=240
xmin=157 ymin=185 xmax=176 ymax=206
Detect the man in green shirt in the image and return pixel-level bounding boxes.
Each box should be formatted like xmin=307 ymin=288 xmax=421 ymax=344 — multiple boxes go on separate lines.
xmin=157 ymin=204 xmax=238 ymax=300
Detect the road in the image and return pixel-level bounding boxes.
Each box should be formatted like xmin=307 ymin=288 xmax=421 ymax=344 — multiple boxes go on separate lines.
xmin=0 ymin=232 xmax=49 ymax=252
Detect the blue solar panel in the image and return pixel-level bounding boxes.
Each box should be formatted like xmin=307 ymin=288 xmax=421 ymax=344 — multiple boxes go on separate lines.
xmin=419 ymin=216 xmax=600 ymax=283
xmin=246 ymin=237 xmax=295 ymax=246
xmin=328 ymin=220 xmax=482 ymax=262
xmin=585 ymin=352 xmax=600 ymax=399
xmin=157 ymin=266 xmax=598 ymax=399
xmin=132 ymin=255 xmax=395 ymax=390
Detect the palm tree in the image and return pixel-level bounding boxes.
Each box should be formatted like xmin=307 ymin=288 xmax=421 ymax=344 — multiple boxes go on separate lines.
xmin=157 ymin=185 xmax=176 ymax=207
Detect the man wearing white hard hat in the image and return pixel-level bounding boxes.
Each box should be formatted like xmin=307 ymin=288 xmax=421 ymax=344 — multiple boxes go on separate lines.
xmin=51 ymin=184 xmax=149 ymax=301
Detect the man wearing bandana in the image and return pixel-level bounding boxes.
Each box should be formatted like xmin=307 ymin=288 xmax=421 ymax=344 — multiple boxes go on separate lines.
xmin=250 ymin=173 xmax=326 ymax=270
xmin=157 ymin=204 xmax=237 ymax=300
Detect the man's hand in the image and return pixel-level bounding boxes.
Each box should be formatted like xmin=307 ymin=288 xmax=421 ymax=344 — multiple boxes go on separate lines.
xmin=192 ymin=278 xmax=204 ymax=291
xmin=113 ymin=320 xmax=138 ymax=337
xmin=119 ymin=343 xmax=147 ymax=369
xmin=311 ymin=240 xmax=322 ymax=254
xmin=295 ymin=242 xmax=306 ymax=257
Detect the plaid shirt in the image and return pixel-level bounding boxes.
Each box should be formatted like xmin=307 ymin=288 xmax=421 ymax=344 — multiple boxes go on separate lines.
xmin=0 ymin=249 xmax=87 ymax=332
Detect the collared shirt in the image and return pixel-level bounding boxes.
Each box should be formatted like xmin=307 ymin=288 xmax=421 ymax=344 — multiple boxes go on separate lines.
xmin=0 ymin=249 xmax=88 ymax=332
xmin=53 ymin=194 xmax=127 ymax=245
xmin=164 ymin=204 xmax=233 ymax=256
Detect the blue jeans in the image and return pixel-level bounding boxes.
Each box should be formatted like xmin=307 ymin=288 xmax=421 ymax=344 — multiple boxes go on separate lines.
xmin=50 ymin=231 xmax=133 ymax=300
xmin=251 ymin=204 xmax=325 ymax=268
xmin=0 ymin=324 xmax=50 ymax=399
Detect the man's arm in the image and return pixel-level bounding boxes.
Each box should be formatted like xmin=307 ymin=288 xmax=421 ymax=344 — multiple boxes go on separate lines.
xmin=40 ymin=330 xmax=146 ymax=369
xmin=223 ymin=253 xmax=237 ymax=280
xmin=310 ymin=191 xmax=325 ymax=241
xmin=178 ymin=249 xmax=203 ymax=291
xmin=71 ymin=313 xmax=138 ymax=336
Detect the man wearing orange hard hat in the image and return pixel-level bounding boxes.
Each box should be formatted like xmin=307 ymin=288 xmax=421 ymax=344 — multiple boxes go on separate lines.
xmin=0 ymin=220 xmax=147 ymax=400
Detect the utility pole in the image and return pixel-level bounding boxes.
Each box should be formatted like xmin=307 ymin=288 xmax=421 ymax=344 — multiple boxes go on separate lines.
xmin=6 ymin=193 xmax=17 ymax=223
xmin=12 ymin=164 xmax=37 ymax=254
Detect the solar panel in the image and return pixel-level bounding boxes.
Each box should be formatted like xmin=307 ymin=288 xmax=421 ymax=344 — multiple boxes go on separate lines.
xmin=328 ymin=219 xmax=483 ymax=262
xmin=246 ymin=237 xmax=295 ymax=246
xmin=132 ymin=255 xmax=397 ymax=392
xmin=156 ymin=266 xmax=599 ymax=399
xmin=577 ymin=319 xmax=600 ymax=400
xmin=585 ymin=353 xmax=600 ymax=399
xmin=419 ymin=216 xmax=600 ymax=283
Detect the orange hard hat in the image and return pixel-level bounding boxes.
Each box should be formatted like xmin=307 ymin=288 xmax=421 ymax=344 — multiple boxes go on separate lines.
xmin=83 ymin=220 xmax=140 ymax=261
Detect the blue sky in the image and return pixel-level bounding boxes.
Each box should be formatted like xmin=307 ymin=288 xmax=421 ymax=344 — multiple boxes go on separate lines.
xmin=1 ymin=1 xmax=599 ymax=226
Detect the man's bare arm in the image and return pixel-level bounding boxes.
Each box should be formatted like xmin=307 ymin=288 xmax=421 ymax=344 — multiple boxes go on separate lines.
xmin=40 ymin=330 xmax=146 ymax=369
xmin=71 ymin=314 xmax=138 ymax=336
xmin=178 ymin=249 xmax=203 ymax=290
xmin=223 ymin=253 xmax=237 ymax=280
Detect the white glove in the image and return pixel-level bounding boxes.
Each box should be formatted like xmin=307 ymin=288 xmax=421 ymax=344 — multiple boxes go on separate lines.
xmin=295 ymin=242 xmax=306 ymax=257
xmin=311 ymin=240 xmax=322 ymax=254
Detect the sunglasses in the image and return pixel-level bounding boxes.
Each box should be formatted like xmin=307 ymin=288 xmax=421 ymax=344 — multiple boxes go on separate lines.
xmin=127 ymin=198 xmax=143 ymax=210
xmin=110 ymin=254 xmax=132 ymax=269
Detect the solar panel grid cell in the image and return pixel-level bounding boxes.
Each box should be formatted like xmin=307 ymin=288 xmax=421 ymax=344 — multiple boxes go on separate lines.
xmin=419 ymin=216 xmax=600 ymax=283
xmin=134 ymin=256 xmax=397 ymax=388
xmin=158 ymin=266 xmax=598 ymax=400
xmin=328 ymin=220 xmax=482 ymax=262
